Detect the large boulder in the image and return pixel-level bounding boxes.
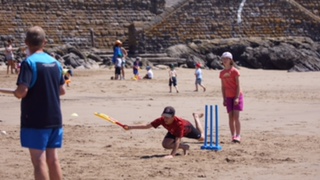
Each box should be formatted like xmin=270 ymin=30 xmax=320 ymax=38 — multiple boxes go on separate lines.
xmin=166 ymin=37 xmax=320 ymax=72
xmin=206 ymin=53 xmax=224 ymax=70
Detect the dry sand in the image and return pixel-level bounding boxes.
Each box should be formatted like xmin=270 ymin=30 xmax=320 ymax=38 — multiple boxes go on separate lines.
xmin=0 ymin=66 xmax=320 ymax=180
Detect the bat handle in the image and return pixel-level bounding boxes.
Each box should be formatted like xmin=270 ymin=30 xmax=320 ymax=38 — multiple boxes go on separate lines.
xmin=117 ymin=122 xmax=129 ymax=130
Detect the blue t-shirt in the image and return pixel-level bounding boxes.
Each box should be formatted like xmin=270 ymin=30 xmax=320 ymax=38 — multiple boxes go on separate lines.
xmin=17 ymin=52 xmax=65 ymax=129
xmin=112 ymin=46 xmax=123 ymax=64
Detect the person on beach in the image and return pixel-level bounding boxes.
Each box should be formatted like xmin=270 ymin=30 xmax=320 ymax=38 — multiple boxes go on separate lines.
xmin=112 ymin=40 xmax=123 ymax=80
xmin=168 ymin=64 xmax=179 ymax=93
xmin=13 ymin=26 xmax=66 ymax=180
xmin=124 ymin=106 xmax=205 ymax=158
xmin=133 ymin=57 xmax=141 ymax=79
xmin=120 ymin=44 xmax=128 ymax=80
xmin=143 ymin=66 xmax=154 ymax=79
xmin=219 ymin=52 xmax=244 ymax=143
xmin=194 ymin=63 xmax=206 ymax=92
xmin=5 ymin=39 xmax=17 ymax=74
xmin=63 ymin=68 xmax=73 ymax=87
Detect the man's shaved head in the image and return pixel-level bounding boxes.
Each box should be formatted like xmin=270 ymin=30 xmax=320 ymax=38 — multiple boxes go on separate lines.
xmin=25 ymin=26 xmax=46 ymax=48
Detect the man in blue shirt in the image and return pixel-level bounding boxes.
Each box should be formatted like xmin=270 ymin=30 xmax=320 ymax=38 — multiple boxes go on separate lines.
xmin=14 ymin=26 xmax=66 ymax=180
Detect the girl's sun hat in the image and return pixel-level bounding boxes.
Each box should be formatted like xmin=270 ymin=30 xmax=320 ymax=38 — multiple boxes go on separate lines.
xmin=221 ymin=52 xmax=233 ymax=59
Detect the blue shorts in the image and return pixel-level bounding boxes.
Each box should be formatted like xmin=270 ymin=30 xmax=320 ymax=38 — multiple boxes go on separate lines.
xmin=226 ymin=95 xmax=244 ymax=113
xmin=133 ymin=68 xmax=139 ymax=75
xmin=195 ymin=78 xmax=202 ymax=85
xmin=21 ymin=128 xmax=64 ymax=150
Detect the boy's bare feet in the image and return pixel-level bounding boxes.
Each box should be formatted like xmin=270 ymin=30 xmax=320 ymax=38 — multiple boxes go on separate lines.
xmin=198 ymin=113 xmax=204 ymax=118
xmin=192 ymin=112 xmax=204 ymax=119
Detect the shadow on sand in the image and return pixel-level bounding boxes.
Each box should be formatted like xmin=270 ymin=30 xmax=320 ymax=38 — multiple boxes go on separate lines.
xmin=140 ymin=153 xmax=184 ymax=159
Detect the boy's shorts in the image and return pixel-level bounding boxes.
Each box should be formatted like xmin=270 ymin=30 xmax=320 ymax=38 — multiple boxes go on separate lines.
xmin=195 ymin=78 xmax=202 ymax=85
xmin=226 ymin=95 xmax=244 ymax=113
xmin=21 ymin=127 xmax=64 ymax=150
xmin=169 ymin=77 xmax=177 ymax=86
xmin=165 ymin=125 xmax=201 ymax=140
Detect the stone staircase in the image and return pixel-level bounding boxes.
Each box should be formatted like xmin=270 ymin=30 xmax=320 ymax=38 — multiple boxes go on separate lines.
xmin=131 ymin=0 xmax=320 ymax=53
xmin=138 ymin=53 xmax=185 ymax=66
xmin=288 ymin=0 xmax=320 ymax=22
xmin=294 ymin=0 xmax=320 ymax=16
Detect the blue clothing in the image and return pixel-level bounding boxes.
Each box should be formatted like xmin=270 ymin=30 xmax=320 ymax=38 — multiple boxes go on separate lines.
xmin=112 ymin=46 xmax=123 ymax=64
xmin=133 ymin=69 xmax=139 ymax=75
xmin=195 ymin=78 xmax=203 ymax=85
xmin=133 ymin=60 xmax=141 ymax=75
xmin=17 ymin=52 xmax=64 ymax=129
xmin=21 ymin=127 xmax=64 ymax=150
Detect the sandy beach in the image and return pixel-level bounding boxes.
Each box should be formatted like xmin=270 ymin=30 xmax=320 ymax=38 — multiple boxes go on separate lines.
xmin=0 ymin=66 xmax=320 ymax=180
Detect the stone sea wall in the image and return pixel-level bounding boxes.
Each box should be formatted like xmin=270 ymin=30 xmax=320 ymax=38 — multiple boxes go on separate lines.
xmin=0 ymin=0 xmax=164 ymax=48
xmin=0 ymin=0 xmax=319 ymax=55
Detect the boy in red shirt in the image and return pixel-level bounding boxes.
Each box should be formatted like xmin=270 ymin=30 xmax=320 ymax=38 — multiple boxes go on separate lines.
xmin=124 ymin=106 xmax=204 ymax=159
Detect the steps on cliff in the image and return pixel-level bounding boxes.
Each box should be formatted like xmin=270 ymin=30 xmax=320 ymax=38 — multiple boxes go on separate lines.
xmin=138 ymin=53 xmax=168 ymax=58
xmin=145 ymin=57 xmax=186 ymax=66
xmin=88 ymin=50 xmax=185 ymax=66
xmin=138 ymin=54 xmax=186 ymax=66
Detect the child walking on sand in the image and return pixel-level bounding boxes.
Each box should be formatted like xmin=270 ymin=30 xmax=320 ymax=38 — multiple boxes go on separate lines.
xmin=219 ymin=52 xmax=244 ymax=143
xmin=124 ymin=106 xmax=204 ymax=159
xmin=168 ymin=64 xmax=179 ymax=93
xmin=194 ymin=63 xmax=206 ymax=92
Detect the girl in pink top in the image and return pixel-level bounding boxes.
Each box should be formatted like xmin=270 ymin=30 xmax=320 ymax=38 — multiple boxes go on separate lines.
xmin=219 ymin=52 xmax=244 ymax=143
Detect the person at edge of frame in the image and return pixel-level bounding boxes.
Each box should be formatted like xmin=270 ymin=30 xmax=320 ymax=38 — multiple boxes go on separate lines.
xmin=13 ymin=26 xmax=66 ymax=180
